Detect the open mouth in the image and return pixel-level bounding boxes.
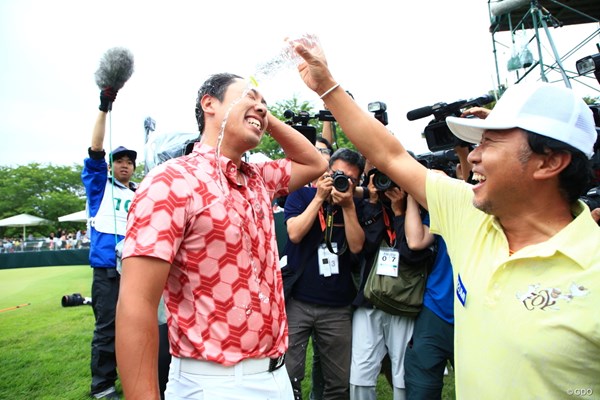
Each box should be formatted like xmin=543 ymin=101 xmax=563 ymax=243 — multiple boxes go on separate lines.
xmin=471 ymin=172 xmax=486 ymax=190
xmin=247 ymin=117 xmax=262 ymax=131
xmin=472 ymin=172 xmax=486 ymax=183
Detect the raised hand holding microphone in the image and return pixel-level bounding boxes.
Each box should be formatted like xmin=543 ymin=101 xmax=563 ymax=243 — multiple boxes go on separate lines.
xmin=99 ymin=87 xmax=118 ymax=113
xmin=85 ymin=47 xmax=137 ymax=399
xmin=94 ymin=47 xmax=134 ymax=112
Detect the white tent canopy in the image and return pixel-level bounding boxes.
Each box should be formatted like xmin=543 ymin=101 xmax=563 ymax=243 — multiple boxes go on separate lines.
xmin=58 ymin=210 xmax=88 ymax=223
xmin=0 ymin=213 xmax=52 ymax=238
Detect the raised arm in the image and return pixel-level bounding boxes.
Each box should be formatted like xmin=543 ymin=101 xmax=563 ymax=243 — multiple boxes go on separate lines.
xmin=404 ymin=195 xmax=434 ymax=250
xmin=91 ymin=112 xmax=108 ymax=151
xmin=295 ymin=45 xmax=429 ymax=207
xmin=286 ymin=173 xmax=331 ymax=243
xmin=91 ymin=88 xmax=118 ymax=151
xmin=321 ymin=118 xmax=334 ymax=147
xmin=267 ymin=113 xmax=328 ymax=192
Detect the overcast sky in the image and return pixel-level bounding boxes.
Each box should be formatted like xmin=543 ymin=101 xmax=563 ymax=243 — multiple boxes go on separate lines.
xmin=0 ymin=0 xmax=598 ymax=167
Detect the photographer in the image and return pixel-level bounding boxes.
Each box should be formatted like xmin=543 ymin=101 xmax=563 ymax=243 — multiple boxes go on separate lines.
xmin=350 ymin=170 xmax=433 ymax=400
xmin=284 ymin=148 xmax=365 ymax=400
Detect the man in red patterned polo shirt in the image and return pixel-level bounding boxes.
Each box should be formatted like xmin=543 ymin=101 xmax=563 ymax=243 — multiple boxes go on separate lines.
xmin=116 ymin=73 xmax=328 ymax=400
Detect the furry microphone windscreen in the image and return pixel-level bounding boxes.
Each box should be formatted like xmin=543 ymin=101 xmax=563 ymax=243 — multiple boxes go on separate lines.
xmin=94 ymin=47 xmax=135 ymax=91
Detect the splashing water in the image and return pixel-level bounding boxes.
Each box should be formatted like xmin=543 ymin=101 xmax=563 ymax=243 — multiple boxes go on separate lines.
xmin=213 ymin=85 xmax=253 ymax=193
xmin=250 ymin=33 xmax=321 ymax=87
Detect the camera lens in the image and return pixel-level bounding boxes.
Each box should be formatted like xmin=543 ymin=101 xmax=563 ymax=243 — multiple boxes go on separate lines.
xmin=61 ymin=293 xmax=85 ymax=307
xmin=368 ymin=168 xmax=396 ymax=191
xmin=373 ymin=171 xmax=393 ymax=191
xmin=332 ymin=171 xmax=350 ymax=192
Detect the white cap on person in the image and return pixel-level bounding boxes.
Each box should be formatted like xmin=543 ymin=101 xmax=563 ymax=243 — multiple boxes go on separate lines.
xmin=446 ymin=83 xmax=597 ymax=159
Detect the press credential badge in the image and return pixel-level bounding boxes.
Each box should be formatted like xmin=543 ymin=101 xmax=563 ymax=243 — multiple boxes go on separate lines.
xmin=376 ymin=247 xmax=399 ymax=277
xmin=318 ymin=243 xmax=339 ymax=277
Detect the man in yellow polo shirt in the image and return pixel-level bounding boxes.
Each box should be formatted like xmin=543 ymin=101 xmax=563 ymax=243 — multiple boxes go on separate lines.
xmin=293 ymin=42 xmax=600 ymax=399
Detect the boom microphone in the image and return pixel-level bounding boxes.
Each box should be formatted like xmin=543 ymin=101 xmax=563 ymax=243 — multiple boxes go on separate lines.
xmin=94 ymin=47 xmax=135 ymax=90
xmin=406 ymin=105 xmax=435 ymax=121
xmin=406 ymin=93 xmax=495 ymax=121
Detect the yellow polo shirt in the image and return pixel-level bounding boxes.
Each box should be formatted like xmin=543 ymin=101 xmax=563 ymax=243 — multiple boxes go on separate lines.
xmin=426 ymin=171 xmax=600 ymax=399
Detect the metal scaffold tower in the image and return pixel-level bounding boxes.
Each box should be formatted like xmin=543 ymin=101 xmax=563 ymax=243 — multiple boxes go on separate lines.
xmin=488 ymin=0 xmax=600 ymax=93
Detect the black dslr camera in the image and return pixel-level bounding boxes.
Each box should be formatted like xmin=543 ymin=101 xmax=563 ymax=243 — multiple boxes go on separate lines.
xmin=61 ymin=293 xmax=92 ymax=307
xmin=367 ymin=168 xmax=397 ymax=191
xmin=332 ymin=170 xmax=351 ymax=192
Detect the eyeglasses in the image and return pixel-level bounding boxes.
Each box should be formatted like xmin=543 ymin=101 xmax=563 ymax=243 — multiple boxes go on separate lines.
xmin=317 ymin=148 xmax=332 ymax=155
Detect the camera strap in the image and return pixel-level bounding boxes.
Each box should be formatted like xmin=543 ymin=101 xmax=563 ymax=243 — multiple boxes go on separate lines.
xmin=322 ymin=204 xmax=348 ymax=256
xmin=381 ymin=205 xmax=397 ymax=247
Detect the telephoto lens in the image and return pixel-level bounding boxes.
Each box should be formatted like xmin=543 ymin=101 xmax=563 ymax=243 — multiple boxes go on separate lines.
xmin=61 ymin=293 xmax=91 ymax=307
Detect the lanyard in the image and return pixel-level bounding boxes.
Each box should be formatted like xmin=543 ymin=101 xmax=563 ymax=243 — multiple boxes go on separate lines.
xmin=321 ymin=204 xmax=347 ymax=256
xmin=381 ymin=205 xmax=396 ymax=246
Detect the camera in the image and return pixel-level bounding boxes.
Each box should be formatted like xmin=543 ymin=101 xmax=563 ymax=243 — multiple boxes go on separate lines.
xmin=332 ymin=170 xmax=351 ymax=192
xmin=407 ymin=94 xmax=495 ymax=152
xmin=368 ymin=101 xmax=388 ymax=126
xmin=576 ymin=52 xmax=600 ymax=85
xmin=283 ymin=109 xmax=336 ymax=145
xmin=61 ymin=293 xmax=92 ymax=307
xmin=367 ymin=168 xmax=397 ymax=191
xmin=580 ymin=186 xmax=600 ymax=211
xmin=416 ymin=149 xmax=460 ymax=178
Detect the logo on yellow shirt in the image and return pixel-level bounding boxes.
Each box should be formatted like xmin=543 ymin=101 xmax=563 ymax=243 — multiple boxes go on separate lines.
xmin=517 ymin=283 xmax=588 ymax=311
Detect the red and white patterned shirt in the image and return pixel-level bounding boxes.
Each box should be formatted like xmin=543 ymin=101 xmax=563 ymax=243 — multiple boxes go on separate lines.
xmin=123 ymin=142 xmax=291 ymax=365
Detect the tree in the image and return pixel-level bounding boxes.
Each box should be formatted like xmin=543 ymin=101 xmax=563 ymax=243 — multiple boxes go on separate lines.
xmin=0 ymin=163 xmax=85 ymax=238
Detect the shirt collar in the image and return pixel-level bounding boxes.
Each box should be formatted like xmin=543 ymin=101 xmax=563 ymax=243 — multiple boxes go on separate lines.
xmin=493 ymin=201 xmax=599 ymax=269
xmin=194 ymin=142 xmax=253 ymax=187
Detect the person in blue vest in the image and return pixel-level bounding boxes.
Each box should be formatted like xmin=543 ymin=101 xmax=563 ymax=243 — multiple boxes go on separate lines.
xmin=81 ymin=88 xmax=137 ymax=400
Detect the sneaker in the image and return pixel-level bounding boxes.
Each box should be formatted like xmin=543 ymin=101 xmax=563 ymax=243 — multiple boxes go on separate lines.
xmin=93 ymin=386 xmax=120 ymax=400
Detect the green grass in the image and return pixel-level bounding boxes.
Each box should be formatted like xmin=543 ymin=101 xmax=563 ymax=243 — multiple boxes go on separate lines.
xmin=0 ymin=266 xmax=97 ymax=400
xmin=0 ymin=266 xmax=454 ymax=399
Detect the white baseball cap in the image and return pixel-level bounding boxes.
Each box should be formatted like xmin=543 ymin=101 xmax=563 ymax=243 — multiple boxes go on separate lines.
xmin=446 ymin=83 xmax=597 ymax=158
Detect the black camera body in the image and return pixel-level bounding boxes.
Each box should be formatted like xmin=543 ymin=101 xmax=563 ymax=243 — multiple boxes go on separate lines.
xmin=332 ymin=170 xmax=351 ymax=192
xmin=367 ymin=168 xmax=397 ymax=191
xmin=581 ymin=185 xmax=600 ymax=211
xmin=416 ymin=150 xmax=460 ymax=178
xmin=61 ymin=293 xmax=92 ymax=307
xmin=283 ymin=109 xmax=336 ymax=146
xmin=407 ymin=94 xmax=495 ymax=152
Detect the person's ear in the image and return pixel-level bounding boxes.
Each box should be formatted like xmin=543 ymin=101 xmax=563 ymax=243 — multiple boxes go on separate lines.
xmin=532 ymin=151 xmax=571 ymax=180
xmin=200 ymin=94 xmax=216 ymax=118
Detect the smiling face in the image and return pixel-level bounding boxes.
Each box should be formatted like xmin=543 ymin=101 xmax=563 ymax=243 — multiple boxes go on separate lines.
xmin=213 ymin=79 xmax=268 ymax=155
xmin=467 ymin=128 xmax=535 ymax=216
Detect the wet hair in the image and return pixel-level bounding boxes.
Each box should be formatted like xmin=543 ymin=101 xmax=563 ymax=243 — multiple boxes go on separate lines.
xmin=316 ymin=137 xmax=334 ymax=154
xmin=525 ymin=130 xmax=593 ymax=204
xmin=329 ymin=148 xmax=365 ymax=177
xmin=194 ymin=73 xmax=243 ymax=134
